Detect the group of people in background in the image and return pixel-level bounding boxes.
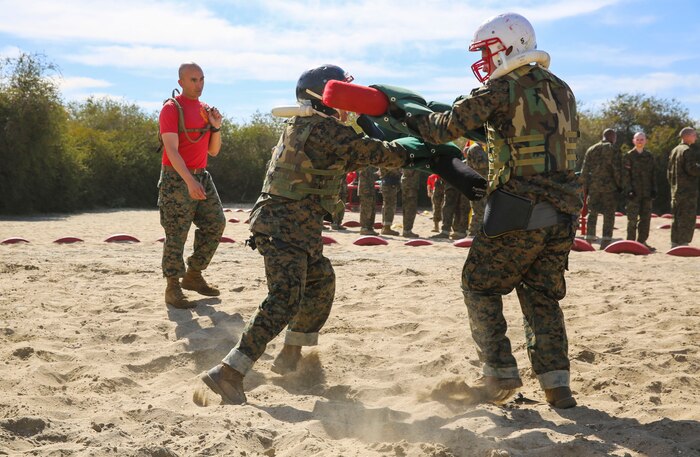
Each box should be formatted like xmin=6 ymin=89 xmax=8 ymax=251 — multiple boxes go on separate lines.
xmin=579 ymin=127 xmax=699 ymax=250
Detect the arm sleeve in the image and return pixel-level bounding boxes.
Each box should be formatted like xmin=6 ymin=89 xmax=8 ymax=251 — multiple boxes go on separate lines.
xmin=159 ymin=103 xmax=179 ymax=134
xmin=683 ymin=148 xmax=700 ymax=177
xmin=411 ymin=81 xmax=509 ymax=145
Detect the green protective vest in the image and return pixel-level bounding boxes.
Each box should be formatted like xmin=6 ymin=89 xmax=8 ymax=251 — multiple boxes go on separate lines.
xmin=262 ymin=116 xmax=347 ymax=215
xmin=487 ymin=65 xmax=579 ymax=191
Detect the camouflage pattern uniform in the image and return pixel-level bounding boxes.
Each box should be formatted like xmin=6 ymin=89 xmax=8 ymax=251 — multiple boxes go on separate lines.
xmin=221 ymin=115 xmax=407 ymax=375
xmin=400 ymin=168 xmax=421 ymax=233
xmin=380 ymin=168 xmax=402 ymax=227
xmin=580 ymin=140 xmax=622 ymax=243
xmin=332 ymin=175 xmax=347 ymax=227
xmin=622 ymin=148 xmax=657 ymax=243
xmin=158 ymin=169 xmax=226 ymax=277
xmin=668 ymin=142 xmax=700 ymax=246
xmin=359 ymin=166 xmax=378 ymax=231
xmin=412 ymin=64 xmax=581 ymax=391
xmin=466 ymin=143 xmax=489 ymax=236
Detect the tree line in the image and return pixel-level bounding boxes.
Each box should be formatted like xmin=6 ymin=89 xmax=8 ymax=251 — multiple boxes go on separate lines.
xmin=1 ymin=53 xmax=697 ymax=215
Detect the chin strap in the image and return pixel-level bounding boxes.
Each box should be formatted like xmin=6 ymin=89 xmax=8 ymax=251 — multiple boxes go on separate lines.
xmin=488 ymin=50 xmax=551 ymax=81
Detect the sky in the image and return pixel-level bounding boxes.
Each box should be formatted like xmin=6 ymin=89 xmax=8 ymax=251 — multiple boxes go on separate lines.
xmin=1 ymin=0 xmax=700 ymax=124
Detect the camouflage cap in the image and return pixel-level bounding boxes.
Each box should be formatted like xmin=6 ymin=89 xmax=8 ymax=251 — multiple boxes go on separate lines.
xmin=679 ymin=126 xmax=696 ymax=137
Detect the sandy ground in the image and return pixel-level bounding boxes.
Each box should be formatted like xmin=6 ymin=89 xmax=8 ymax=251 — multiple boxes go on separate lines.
xmin=1 ymin=205 xmax=699 ymax=457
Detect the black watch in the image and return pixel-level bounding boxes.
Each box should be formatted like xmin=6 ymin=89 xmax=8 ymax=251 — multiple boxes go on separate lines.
xmin=210 ymin=126 xmax=221 ymax=133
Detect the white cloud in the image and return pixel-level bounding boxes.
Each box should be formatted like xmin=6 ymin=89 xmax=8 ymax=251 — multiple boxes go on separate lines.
xmin=0 ymin=45 xmax=22 ymax=59
xmin=52 ymin=76 xmax=112 ymax=91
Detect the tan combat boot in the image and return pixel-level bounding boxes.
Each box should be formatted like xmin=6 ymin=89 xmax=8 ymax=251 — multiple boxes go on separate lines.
xmin=381 ymin=225 xmax=400 ymax=236
xmin=165 ymin=277 xmax=194 ymax=309
xmin=544 ymin=386 xmax=577 ymax=409
xmin=182 ymin=268 xmax=220 ymax=296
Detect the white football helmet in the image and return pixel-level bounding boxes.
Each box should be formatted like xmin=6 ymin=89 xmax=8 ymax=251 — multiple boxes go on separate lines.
xmin=469 ymin=12 xmax=550 ymax=83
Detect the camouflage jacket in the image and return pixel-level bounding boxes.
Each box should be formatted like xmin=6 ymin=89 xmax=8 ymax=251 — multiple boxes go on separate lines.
xmin=668 ymin=143 xmax=700 ymax=197
xmin=580 ymin=141 xmax=622 ymax=194
xmin=412 ymin=65 xmax=582 ymax=215
xmin=250 ymin=115 xmax=407 ymax=257
xmin=622 ymin=148 xmax=656 ymax=199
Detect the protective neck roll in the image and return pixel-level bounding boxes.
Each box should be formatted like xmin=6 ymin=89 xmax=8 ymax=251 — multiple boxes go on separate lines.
xmin=488 ymin=50 xmax=551 ymax=81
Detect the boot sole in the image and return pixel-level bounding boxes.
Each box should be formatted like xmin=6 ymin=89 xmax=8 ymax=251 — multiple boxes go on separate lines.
xmin=181 ymin=285 xmax=220 ymax=297
xmin=548 ymin=396 xmax=577 ymax=409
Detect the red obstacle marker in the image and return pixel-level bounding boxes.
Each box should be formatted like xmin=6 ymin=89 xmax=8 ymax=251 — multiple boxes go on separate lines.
xmin=322 ymin=235 xmax=338 ymax=245
xmin=603 ymin=240 xmax=651 ymax=255
xmin=353 ymin=235 xmax=389 ymax=246
xmin=651 ymin=213 xmax=659 ymax=218
xmin=696 ymin=222 xmax=700 ymax=229
xmin=156 ymin=237 xmax=165 ymax=243
xmin=220 ymin=236 xmax=235 ymax=243
xmin=572 ymin=238 xmax=595 ymax=252
xmin=615 ymin=211 xmax=624 ymax=216
xmin=342 ymin=220 xmax=361 ymax=228
xmin=228 ymin=218 xmax=240 ymax=223
xmin=53 ymin=237 xmax=84 ymax=244
xmin=666 ymin=246 xmax=700 ymax=257
xmin=453 ymin=237 xmax=474 ymax=248
xmin=373 ymin=222 xmax=383 ymax=229
xmin=661 ymin=214 xmax=673 ymax=219
xmin=244 ymin=219 xmax=250 ymax=224
xmin=104 ymin=234 xmax=140 ymax=243
xmin=223 ymin=208 xmax=232 ymax=212
xmin=1 ymin=237 xmax=29 ymax=245
xmin=658 ymin=223 xmax=671 ymax=229
xmin=404 ymin=239 xmax=433 ymax=246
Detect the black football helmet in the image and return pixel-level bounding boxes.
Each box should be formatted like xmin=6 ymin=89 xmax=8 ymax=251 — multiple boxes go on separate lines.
xmin=295 ymin=64 xmax=353 ymax=115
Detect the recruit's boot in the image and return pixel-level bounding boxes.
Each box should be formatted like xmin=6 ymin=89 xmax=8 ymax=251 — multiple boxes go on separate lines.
xmin=450 ymin=231 xmax=467 ymax=240
xmin=201 ymin=364 xmax=247 ymax=405
xmin=182 ymin=268 xmax=220 ymax=296
xmin=431 ymin=230 xmax=450 ymax=239
xmin=544 ymin=386 xmax=577 ymax=409
xmin=471 ymin=376 xmax=523 ymax=405
xmin=402 ymin=230 xmax=419 ymax=238
xmin=599 ymin=238 xmax=612 ymax=250
xmin=271 ymin=344 xmax=302 ymax=375
xmin=381 ymin=225 xmax=400 ymax=236
xmin=360 ymin=227 xmax=378 ymax=236
xmin=165 ymin=277 xmax=194 ymax=309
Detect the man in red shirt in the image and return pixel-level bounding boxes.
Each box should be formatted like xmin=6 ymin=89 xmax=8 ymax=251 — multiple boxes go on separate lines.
xmin=158 ymin=62 xmax=226 ymax=309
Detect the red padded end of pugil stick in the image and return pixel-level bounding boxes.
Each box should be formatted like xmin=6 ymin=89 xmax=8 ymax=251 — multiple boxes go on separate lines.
xmin=322 ymin=80 xmax=389 ymax=116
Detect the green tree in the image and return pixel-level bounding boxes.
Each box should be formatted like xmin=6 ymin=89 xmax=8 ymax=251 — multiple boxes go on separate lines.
xmin=0 ymin=53 xmax=79 ymax=213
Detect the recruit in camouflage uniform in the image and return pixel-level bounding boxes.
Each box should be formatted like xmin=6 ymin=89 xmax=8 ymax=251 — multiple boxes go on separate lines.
xmin=668 ymin=127 xmax=700 ymax=247
xmin=400 ymin=168 xmax=421 ymax=238
xmin=358 ymin=166 xmax=378 ymax=234
xmin=428 ymin=174 xmax=445 ymax=232
xmin=433 ymin=182 xmax=470 ymax=239
xmin=331 ymin=173 xmax=348 ymax=230
xmin=580 ymin=129 xmax=622 ymax=248
xmin=466 ymin=142 xmax=489 ymax=236
xmin=406 ymin=13 xmax=581 ymax=408
xmin=622 ymin=133 xmax=657 ymax=248
xmin=379 ymin=168 xmax=402 ymax=235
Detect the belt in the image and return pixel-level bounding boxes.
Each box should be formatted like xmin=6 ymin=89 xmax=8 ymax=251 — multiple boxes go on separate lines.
xmin=162 ymin=164 xmax=206 ymax=175
xmin=526 ymin=201 xmax=574 ymax=230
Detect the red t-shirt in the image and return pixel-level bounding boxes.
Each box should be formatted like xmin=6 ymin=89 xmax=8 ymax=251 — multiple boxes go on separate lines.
xmin=159 ymin=94 xmax=211 ymax=168
xmin=426 ymin=173 xmax=440 ymax=191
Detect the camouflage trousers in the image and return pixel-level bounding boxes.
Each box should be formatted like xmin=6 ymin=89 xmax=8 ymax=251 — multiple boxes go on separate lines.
xmin=359 ymin=167 xmax=377 ymax=229
xmin=333 ymin=178 xmax=348 ymax=226
xmin=468 ymin=197 xmax=486 ymax=236
xmin=625 ymin=197 xmax=653 ymax=243
xmin=671 ymin=192 xmax=698 ymax=245
xmin=586 ymin=191 xmax=617 ymax=240
xmin=462 ymin=221 xmax=574 ymax=389
xmin=157 ymin=168 xmax=226 ymax=278
xmin=401 ymin=169 xmax=420 ymax=231
xmin=442 ymin=186 xmax=470 ymax=234
xmin=222 ymin=234 xmax=335 ymax=375
xmin=381 ymin=183 xmax=399 ymax=225
xmin=431 ymin=182 xmax=445 ymax=224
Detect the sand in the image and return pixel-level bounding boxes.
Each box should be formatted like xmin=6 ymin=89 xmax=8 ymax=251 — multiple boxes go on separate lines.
xmin=1 ymin=206 xmax=699 ymax=457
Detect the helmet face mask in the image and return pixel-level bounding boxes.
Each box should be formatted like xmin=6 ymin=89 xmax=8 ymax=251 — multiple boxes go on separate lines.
xmin=469 ymin=12 xmax=537 ymax=83
xmin=296 ymin=64 xmax=353 ymax=116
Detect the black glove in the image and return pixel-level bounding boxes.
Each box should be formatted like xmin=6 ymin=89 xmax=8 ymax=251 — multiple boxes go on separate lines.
xmin=356 ymin=114 xmax=386 ymax=140
xmin=429 ymin=154 xmax=487 ymax=200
